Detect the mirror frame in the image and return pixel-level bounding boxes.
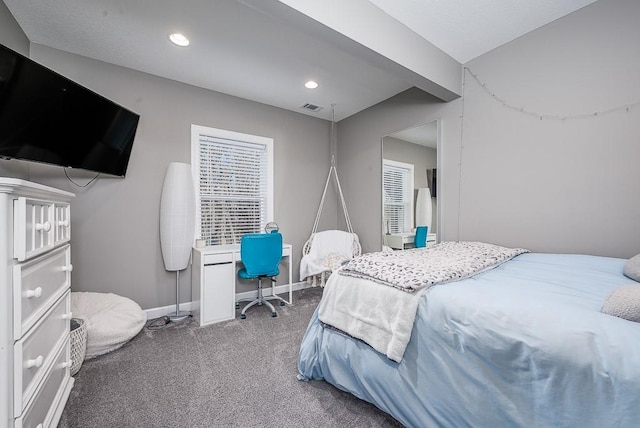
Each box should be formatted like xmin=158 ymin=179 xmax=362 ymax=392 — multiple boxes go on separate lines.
xmin=381 ymin=119 xmax=441 ymax=251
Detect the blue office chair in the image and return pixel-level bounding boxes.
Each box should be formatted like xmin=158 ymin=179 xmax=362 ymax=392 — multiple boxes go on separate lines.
xmin=236 ymin=231 xmax=286 ymax=319
xmin=415 ymin=226 xmax=429 ymax=248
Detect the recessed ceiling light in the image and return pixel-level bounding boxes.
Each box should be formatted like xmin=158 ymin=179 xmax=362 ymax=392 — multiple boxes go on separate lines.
xmin=305 ymin=80 xmax=319 ymax=89
xmin=169 ymin=33 xmax=190 ymax=47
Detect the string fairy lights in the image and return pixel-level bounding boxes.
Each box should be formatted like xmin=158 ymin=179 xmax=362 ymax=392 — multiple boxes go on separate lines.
xmin=464 ymin=66 xmax=639 ymax=121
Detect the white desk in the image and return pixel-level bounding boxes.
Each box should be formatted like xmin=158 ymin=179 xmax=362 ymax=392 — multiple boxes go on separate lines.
xmin=191 ymin=243 xmax=292 ymax=326
xmin=385 ymin=233 xmax=437 ymax=250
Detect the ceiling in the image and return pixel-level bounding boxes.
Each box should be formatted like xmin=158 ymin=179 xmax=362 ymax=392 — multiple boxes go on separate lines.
xmin=3 ymin=0 xmax=597 ymax=122
xmin=388 ymin=122 xmax=438 ymax=149
xmin=369 ymin=0 xmax=597 ymax=64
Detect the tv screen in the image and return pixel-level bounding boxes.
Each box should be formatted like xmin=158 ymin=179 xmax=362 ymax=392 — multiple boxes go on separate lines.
xmin=0 ymin=44 xmax=139 ymax=177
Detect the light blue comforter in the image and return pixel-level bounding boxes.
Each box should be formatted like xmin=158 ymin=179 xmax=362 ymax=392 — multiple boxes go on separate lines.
xmin=297 ymin=253 xmax=640 ymax=427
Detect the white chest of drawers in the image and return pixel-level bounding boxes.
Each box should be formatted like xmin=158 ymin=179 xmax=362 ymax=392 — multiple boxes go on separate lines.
xmin=1 ymin=178 xmax=75 ymax=428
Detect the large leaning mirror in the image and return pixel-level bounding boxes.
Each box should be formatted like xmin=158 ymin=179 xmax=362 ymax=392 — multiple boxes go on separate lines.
xmin=382 ymin=120 xmax=439 ymax=251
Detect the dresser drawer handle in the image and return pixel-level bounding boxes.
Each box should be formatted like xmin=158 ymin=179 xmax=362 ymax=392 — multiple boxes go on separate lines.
xmin=25 ymin=355 xmax=44 ymax=369
xmin=62 ymin=312 xmax=73 ymax=320
xmin=59 ymin=219 xmax=70 ymax=227
xmin=61 ymin=264 xmax=73 ymax=272
xmin=25 ymin=287 xmax=43 ymax=299
xmin=61 ymin=360 xmax=73 ymax=369
xmin=35 ymin=221 xmax=51 ymax=232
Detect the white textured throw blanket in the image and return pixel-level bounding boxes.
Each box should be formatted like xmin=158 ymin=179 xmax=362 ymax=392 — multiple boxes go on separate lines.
xmin=299 ymin=230 xmax=358 ymax=281
xmin=319 ymin=242 xmax=529 ymax=362
xmin=340 ymin=241 xmax=529 ymax=292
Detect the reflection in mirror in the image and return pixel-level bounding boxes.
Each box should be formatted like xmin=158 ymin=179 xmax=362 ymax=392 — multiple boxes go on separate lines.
xmin=382 ymin=120 xmax=438 ymax=251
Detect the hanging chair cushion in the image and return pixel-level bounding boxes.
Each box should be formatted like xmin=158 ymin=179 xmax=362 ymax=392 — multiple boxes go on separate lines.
xmin=71 ymin=292 xmax=146 ymax=360
xmin=300 ymin=230 xmax=359 ymax=281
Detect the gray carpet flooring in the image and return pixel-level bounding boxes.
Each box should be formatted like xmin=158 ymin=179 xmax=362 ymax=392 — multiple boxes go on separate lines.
xmin=58 ymin=287 xmax=403 ymax=427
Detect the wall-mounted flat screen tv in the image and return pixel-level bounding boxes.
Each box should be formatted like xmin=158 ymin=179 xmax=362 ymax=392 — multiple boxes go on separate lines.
xmin=0 ymin=44 xmax=139 ymax=177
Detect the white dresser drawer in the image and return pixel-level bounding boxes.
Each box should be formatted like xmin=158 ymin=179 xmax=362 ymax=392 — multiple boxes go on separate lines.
xmin=14 ymin=338 xmax=73 ymax=428
xmin=13 ymin=245 xmax=72 ymax=340
xmin=13 ymin=197 xmax=55 ymax=262
xmin=53 ymin=203 xmax=71 ymax=247
xmin=14 ymin=292 xmax=71 ymax=415
xmin=1 ymin=179 xmax=75 ymax=428
xmin=203 ymin=252 xmax=233 ymax=265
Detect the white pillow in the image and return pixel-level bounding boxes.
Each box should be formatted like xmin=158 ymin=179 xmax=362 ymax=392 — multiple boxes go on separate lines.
xmin=623 ymin=254 xmax=640 ymax=282
xmin=601 ymin=284 xmax=640 ymax=323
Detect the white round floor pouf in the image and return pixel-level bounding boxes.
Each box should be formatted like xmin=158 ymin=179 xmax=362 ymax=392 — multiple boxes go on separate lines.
xmin=71 ymin=292 xmax=147 ymax=360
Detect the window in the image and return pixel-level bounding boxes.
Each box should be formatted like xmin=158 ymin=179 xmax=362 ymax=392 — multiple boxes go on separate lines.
xmin=191 ymin=125 xmax=273 ymax=246
xmin=383 ymin=159 xmax=414 ymax=234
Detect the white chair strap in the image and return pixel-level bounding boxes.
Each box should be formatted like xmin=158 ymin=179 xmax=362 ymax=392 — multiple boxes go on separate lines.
xmin=311 ymin=165 xmax=354 ymax=235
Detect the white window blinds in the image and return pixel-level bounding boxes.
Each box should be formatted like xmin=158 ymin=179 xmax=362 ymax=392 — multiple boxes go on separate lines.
xmin=383 ymin=159 xmax=414 ymax=234
xmin=192 ymin=125 xmax=273 ymax=246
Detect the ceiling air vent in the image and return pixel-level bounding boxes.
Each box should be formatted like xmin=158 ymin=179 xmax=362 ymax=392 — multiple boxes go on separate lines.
xmin=300 ymin=103 xmax=324 ymax=113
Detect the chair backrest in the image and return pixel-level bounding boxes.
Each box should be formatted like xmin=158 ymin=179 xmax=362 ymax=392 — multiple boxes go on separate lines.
xmin=415 ymin=226 xmax=428 ymax=248
xmin=240 ymin=232 xmax=283 ymax=277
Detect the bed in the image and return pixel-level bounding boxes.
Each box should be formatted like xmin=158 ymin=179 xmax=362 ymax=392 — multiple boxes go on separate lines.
xmin=297 ymin=242 xmax=640 ymax=427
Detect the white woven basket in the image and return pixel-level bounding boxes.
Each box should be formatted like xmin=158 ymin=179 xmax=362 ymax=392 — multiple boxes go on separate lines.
xmin=70 ymin=318 xmax=87 ymax=376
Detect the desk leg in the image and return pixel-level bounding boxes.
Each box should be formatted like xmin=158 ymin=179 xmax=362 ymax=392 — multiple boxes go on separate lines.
xmin=287 ymin=254 xmax=292 ymax=304
xmin=271 ymin=254 xmax=293 ymax=305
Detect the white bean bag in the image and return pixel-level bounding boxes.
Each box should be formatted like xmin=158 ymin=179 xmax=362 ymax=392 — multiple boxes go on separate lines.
xmin=71 ymin=292 xmax=146 ymax=359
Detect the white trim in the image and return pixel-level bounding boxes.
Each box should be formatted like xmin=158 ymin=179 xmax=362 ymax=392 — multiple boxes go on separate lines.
xmin=144 ymin=281 xmax=310 ymax=320
xmin=145 ymin=301 xmax=197 ymax=320
xmin=435 ymin=118 xmax=442 ymax=242
xmin=382 ymin=158 xmax=414 ymax=233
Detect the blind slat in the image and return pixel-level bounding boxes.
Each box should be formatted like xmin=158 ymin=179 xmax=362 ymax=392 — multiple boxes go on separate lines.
xmin=197 ymin=133 xmax=269 ymax=245
xmin=383 ymin=162 xmax=412 ymax=234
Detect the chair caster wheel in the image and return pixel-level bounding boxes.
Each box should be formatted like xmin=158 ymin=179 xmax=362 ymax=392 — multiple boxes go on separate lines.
xmin=271 ymin=312 xmax=277 ymax=318
xmin=279 ymin=301 xmax=285 ymax=306
xmin=240 ymin=314 xmax=246 ymax=319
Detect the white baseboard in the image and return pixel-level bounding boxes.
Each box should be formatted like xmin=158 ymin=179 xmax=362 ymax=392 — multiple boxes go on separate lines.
xmin=144 ymin=281 xmax=310 ymax=320
xmin=145 ymin=301 xmax=196 ymax=320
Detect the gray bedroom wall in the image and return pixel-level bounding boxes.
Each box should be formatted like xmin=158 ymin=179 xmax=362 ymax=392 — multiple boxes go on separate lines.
xmin=4 ymin=43 xmax=336 ymax=310
xmin=456 ymin=0 xmax=640 ymax=258
xmin=340 ymin=0 xmax=640 ymax=259
xmin=0 ymin=1 xmax=27 ymax=55
xmin=383 ymin=137 xmax=436 ymax=189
